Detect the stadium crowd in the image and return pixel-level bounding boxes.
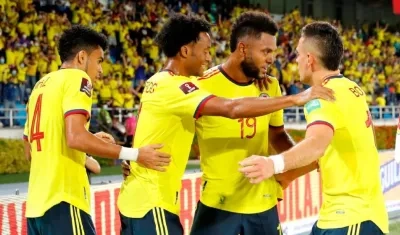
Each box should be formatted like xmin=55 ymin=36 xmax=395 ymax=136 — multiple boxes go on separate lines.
xmin=0 ymin=0 xmax=399 ymax=128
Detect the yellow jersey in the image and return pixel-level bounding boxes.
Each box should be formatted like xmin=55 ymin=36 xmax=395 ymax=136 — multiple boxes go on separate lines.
xmin=194 ymin=66 xmax=284 ymax=214
xmin=24 ymin=69 xmax=93 ymax=217
xmin=304 ymin=75 xmax=388 ymax=233
xmin=118 ymin=70 xmax=213 ymax=218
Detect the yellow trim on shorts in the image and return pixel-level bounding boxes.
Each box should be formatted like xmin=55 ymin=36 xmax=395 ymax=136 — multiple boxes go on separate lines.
xmin=70 ymin=205 xmax=85 ymax=235
xmin=70 ymin=205 xmax=77 ymax=235
xmin=152 ymin=207 xmax=169 ymax=235
xmin=347 ymin=223 xmax=361 ymax=235
xmin=354 ymin=223 xmax=361 ymax=235
xmin=75 ymin=206 xmax=85 ymax=235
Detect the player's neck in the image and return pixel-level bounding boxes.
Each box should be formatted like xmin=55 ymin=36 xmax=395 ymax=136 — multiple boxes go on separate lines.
xmin=162 ymin=59 xmax=190 ymax=77
xmin=222 ymin=57 xmax=252 ymax=84
xmin=310 ymin=69 xmax=341 ymax=86
xmin=61 ymin=61 xmax=80 ymax=70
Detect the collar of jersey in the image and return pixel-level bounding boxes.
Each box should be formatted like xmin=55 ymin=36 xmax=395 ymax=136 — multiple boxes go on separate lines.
xmin=218 ymin=65 xmax=254 ymax=86
xmin=324 ymin=74 xmax=344 ymax=81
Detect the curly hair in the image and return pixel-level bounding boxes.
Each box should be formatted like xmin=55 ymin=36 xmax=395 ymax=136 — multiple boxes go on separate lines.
xmin=230 ymin=11 xmax=278 ymax=52
xmin=154 ymin=13 xmax=211 ymax=57
xmin=58 ymin=25 xmax=108 ymax=63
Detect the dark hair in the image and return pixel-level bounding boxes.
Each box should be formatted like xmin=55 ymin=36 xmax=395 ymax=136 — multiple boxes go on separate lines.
xmin=301 ymin=22 xmax=344 ymax=71
xmin=154 ymin=13 xmax=211 ymax=58
xmin=230 ymin=11 xmax=278 ymax=52
xmin=58 ymin=25 xmax=108 ymax=63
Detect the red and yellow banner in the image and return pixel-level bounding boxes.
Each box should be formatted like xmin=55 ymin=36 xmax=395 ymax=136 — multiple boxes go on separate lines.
xmin=1 ymin=152 xmax=399 ymax=235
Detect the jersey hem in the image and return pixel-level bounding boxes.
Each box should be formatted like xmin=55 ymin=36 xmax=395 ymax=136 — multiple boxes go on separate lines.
xmin=307 ymin=120 xmax=334 ymax=132
xmin=269 ymin=124 xmax=284 ymax=129
xmin=194 ymin=95 xmax=216 ymax=119
xmin=26 ymin=197 xmax=90 ymax=218
xmin=200 ymin=199 xmax=277 ymax=214
xmin=64 ymin=109 xmax=90 ymax=122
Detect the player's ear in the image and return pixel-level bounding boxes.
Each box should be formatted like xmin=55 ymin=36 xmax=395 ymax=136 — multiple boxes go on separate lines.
xmin=180 ymin=45 xmax=189 ymax=59
xmin=77 ymin=50 xmax=88 ymax=66
xmin=238 ymin=42 xmax=246 ymax=58
xmin=307 ymin=53 xmax=317 ymax=71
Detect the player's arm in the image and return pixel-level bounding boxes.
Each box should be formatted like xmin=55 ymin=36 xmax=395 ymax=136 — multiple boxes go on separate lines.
xmin=85 ymin=155 xmax=101 ymax=174
xmin=63 ymin=75 xmax=171 ymax=171
xmin=239 ymin=99 xmax=338 ymax=184
xmin=199 ymin=85 xmax=334 ymax=119
xmin=24 ymin=139 xmax=31 ymax=161
xmin=65 ymin=114 xmax=170 ymax=171
xmin=240 ymin=124 xmax=332 ymax=184
xmin=269 ymin=126 xmax=318 ymax=185
xmin=23 ymin=119 xmax=31 ymax=161
xmin=277 ymin=124 xmax=333 ymax=171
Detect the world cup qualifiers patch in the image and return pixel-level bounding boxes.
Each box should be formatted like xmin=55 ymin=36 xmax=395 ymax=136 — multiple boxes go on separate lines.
xmin=305 ymin=99 xmax=321 ymax=113
xmin=179 ymin=82 xmax=199 ymax=94
xmin=80 ymin=78 xmax=92 ymax=97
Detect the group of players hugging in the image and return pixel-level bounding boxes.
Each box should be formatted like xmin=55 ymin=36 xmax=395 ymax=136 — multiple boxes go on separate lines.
xmin=22 ymin=10 xmax=388 ymax=235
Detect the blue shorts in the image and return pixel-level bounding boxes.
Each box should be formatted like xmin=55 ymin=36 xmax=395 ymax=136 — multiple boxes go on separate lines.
xmin=27 ymin=201 xmax=96 ymax=235
xmin=190 ymin=202 xmax=282 ymax=235
xmin=120 ymin=207 xmax=183 ymax=235
xmin=311 ymin=220 xmax=384 ymax=235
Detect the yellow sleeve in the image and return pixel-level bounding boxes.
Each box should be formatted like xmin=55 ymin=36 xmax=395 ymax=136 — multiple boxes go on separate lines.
xmin=269 ymin=81 xmax=284 ymax=127
xmin=304 ymin=99 xmax=341 ymax=131
xmin=62 ymin=75 xmax=93 ymax=120
xmin=164 ymin=79 xmax=214 ymax=119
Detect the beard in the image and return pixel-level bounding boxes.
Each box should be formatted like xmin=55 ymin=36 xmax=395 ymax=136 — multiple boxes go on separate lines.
xmin=240 ymin=56 xmax=263 ymax=80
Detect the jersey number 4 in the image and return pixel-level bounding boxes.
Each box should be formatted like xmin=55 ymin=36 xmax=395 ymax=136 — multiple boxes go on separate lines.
xmin=30 ymin=94 xmax=45 ymax=151
xmin=238 ymin=118 xmax=257 ymax=139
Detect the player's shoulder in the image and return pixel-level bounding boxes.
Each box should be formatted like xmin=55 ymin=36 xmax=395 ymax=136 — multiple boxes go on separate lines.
xmin=304 ymin=98 xmax=336 ymax=115
xmin=59 ymin=68 xmax=90 ymax=79
xmin=146 ymin=71 xmax=199 ymax=96
xmin=196 ymin=65 xmax=223 ymax=83
xmin=258 ymin=76 xmax=280 ymax=94
xmin=322 ymin=75 xmax=353 ymax=89
xmin=266 ymin=76 xmax=280 ymax=88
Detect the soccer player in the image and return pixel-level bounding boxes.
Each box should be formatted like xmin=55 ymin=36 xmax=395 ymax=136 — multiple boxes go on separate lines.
xmin=23 ymin=25 xmax=171 ymax=235
xmin=239 ymin=22 xmax=389 ymax=235
xmin=189 ymin=12 xmax=320 ymax=235
xmin=118 ymin=14 xmax=334 ymax=235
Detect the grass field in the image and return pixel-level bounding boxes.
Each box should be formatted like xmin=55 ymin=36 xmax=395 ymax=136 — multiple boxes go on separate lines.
xmin=390 ymin=222 xmax=400 ymax=235
xmin=0 ymin=163 xmax=201 ymax=185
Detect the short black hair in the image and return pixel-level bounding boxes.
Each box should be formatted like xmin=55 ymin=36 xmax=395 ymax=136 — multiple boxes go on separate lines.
xmin=230 ymin=11 xmax=278 ymax=52
xmin=58 ymin=25 xmax=108 ymax=63
xmin=301 ymin=22 xmax=344 ymax=71
xmin=154 ymin=13 xmax=211 ymax=58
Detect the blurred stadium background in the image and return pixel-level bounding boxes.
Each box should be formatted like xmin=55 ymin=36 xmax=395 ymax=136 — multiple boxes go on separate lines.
xmin=0 ymin=0 xmax=400 ymax=234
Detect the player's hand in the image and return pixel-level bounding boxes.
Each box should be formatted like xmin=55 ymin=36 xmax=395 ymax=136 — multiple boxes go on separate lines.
xmin=121 ymin=160 xmax=131 ymax=180
xmin=255 ymin=76 xmax=273 ymax=91
xmin=94 ymin=131 xmax=116 ymax=144
xmin=137 ymin=144 xmax=171 ymax=172
xmin=293 ymin=86 xmax=335 ymax=106
xmin=239 ymin=155 xmax=275 ymax=184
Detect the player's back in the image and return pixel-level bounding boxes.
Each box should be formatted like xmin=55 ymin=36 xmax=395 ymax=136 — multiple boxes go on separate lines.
xmin=118 ymin=70 xmax=212 ymax=218
xmin=24 ymin=69 xmax=93 ymax=217
xmin=305 ymin=75 xmax=388 ymax=233
xmin=194 ymin=66 xmax=283 ymax=214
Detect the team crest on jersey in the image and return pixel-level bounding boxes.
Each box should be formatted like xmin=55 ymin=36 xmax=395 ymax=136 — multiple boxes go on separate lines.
xmin=259 ymin=93 xmax=269 ymax=97
xmin=179 ymin=82 xmax=199 ymax=94
xmin=80 ymin=78 xmax=92 ymax=97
